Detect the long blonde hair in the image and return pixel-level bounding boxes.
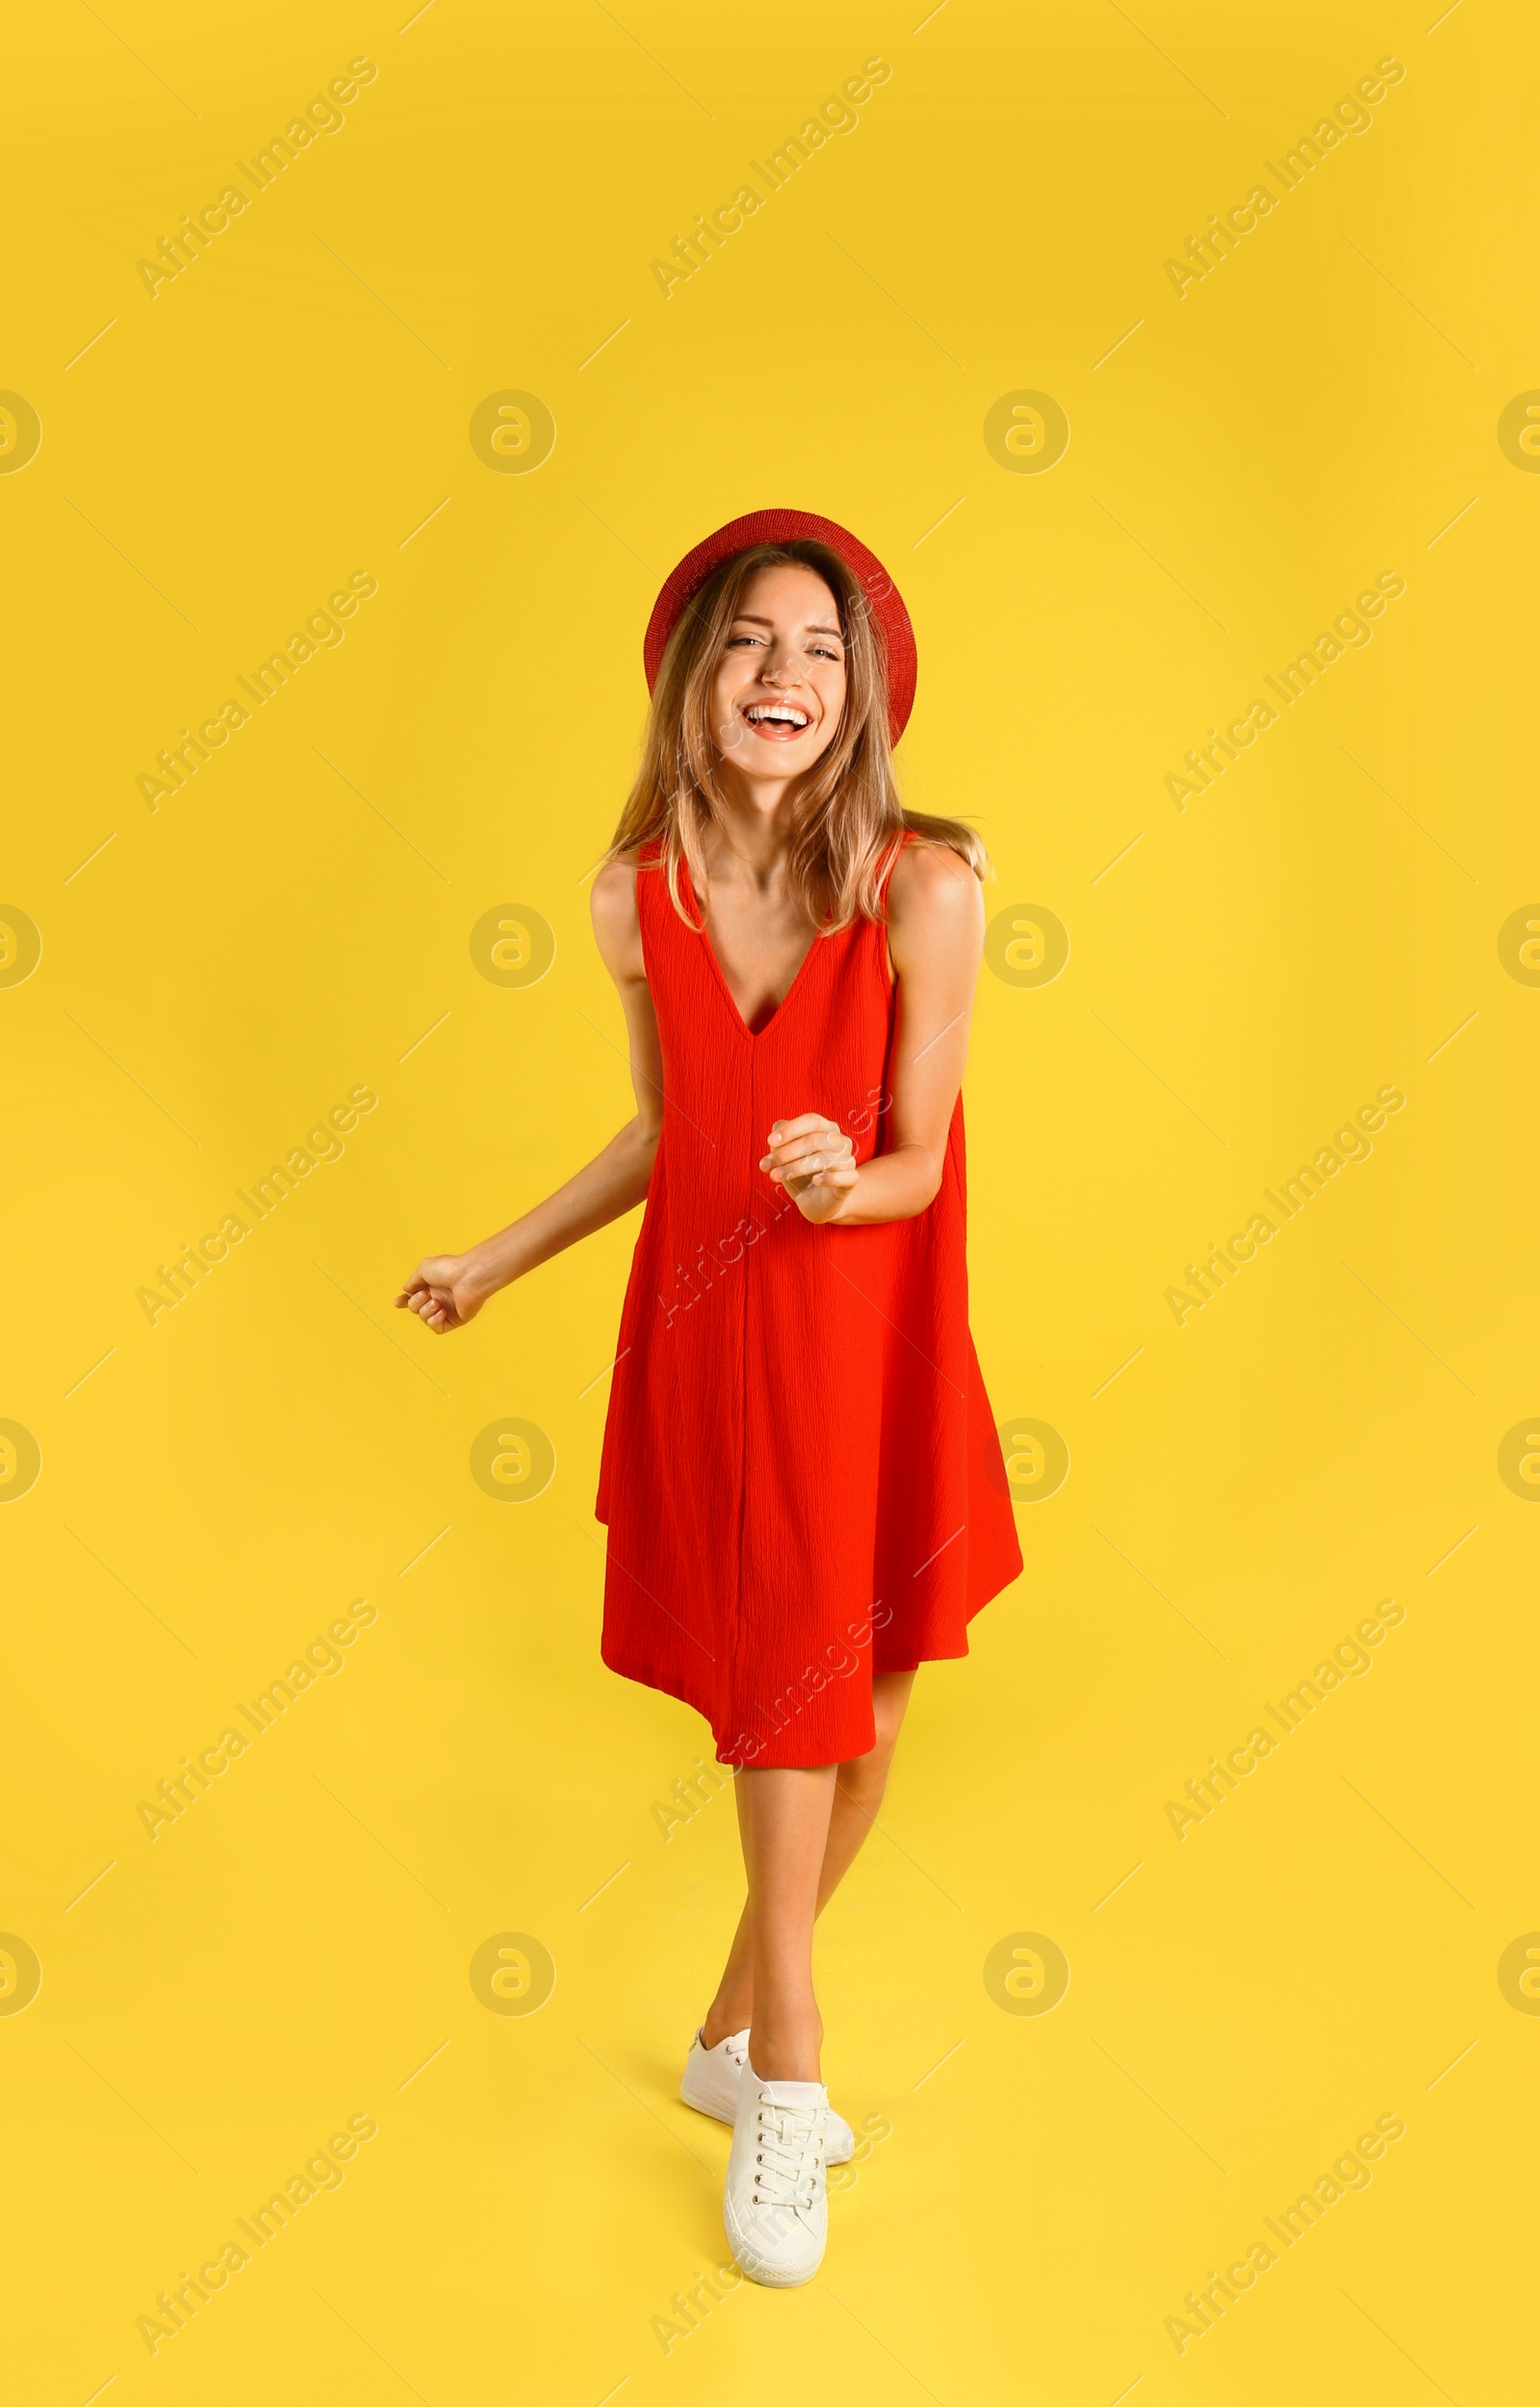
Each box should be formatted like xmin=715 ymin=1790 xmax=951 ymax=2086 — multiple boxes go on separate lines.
xmin=606 ymin=539 xmax=988 ymax=931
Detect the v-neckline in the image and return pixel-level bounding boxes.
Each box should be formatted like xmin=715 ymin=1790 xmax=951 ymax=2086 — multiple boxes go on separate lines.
xmin=683 ymin=867 xmax=826 ymax=1042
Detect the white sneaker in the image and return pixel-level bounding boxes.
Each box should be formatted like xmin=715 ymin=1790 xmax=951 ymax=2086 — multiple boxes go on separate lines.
xmin=681 ymin=2028 xmax=855 ymax=2162
xmin=723 ymin=2059 xmax=829 ymax=2288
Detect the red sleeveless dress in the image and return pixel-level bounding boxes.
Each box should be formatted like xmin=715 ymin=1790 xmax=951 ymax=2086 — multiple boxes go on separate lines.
xmin=595 ymin=836 xmax=1022 ymax=1768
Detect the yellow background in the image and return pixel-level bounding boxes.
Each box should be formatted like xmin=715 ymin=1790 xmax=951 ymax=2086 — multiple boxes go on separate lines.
xmin=3 ymin=0 xmax=1535 ymax=2399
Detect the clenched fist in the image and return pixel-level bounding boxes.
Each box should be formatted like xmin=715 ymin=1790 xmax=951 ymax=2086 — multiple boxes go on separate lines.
xmin=759 ymin=1113 xmax=859 ymax=1224
xmin=395 ymin=1254 xmax=491 ymax=1333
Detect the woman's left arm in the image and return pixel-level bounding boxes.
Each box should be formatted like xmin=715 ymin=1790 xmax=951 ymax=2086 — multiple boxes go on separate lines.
xmin=759 ymin=840 xmax=985 ymax=1227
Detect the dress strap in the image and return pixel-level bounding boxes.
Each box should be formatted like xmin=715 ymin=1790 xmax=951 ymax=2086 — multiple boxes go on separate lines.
xmin=876 ymin=827 xmax=912 ymax=902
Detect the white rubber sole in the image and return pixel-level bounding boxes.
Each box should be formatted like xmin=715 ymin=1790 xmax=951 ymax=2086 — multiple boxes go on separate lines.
xmin=722 ymin=2184 xmax=827 ymax=2288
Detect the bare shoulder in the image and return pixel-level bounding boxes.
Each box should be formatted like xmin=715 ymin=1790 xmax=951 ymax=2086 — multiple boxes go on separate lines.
xmin=886 ymin=837 xmax=985 ymax=961
xmin=589 ymin=851 xmax=644 ymax=981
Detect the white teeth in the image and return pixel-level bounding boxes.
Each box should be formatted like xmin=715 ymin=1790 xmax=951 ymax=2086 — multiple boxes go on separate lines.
xmin=747 ymin=705 xmax=808 ymax=728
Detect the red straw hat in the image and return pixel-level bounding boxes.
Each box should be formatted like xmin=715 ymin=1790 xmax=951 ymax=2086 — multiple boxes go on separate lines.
xmin=642 ymin=507 xmax=917 ymax=742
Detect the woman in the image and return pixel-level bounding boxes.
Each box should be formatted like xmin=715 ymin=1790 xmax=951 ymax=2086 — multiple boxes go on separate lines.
xmin=397 ymin=508 xmax=1021 ymax=2287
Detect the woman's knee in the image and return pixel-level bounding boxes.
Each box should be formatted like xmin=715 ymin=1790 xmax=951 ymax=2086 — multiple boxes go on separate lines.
xmin=839 ymin=1726 xmax=897 ymax=1803
xmin=836 ymin=1673 xmax=912 ymax=1799
xmin=837 ymin=1758 xmax=886 ymax=1819
xmin=869 ymin=1673 xmax=913 ymax=1762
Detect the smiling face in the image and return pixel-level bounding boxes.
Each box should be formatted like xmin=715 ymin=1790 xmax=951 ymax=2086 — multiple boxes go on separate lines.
xmin=709 ymin=563 xmax=848 ymax=793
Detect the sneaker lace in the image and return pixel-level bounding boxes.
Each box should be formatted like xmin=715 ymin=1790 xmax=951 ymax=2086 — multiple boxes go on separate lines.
xmin=752 ymin=2100 xmax=825 ymax=2211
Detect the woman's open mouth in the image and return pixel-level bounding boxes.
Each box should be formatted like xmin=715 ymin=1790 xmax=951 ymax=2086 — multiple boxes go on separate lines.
xmin=741 ymin=702 xmax=812 ymax=743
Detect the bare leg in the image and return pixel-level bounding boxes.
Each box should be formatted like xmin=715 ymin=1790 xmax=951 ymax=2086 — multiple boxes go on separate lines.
xmin=732 ymin=1764 xmax=836 ymax=2080
xmin=700 ymin=1899 xmax=756 ymax=2050
xmin=817 ymin=1669 xmax=915 ymax=1910
xmin=700 ymin=1672 xmax=916 ymax=2050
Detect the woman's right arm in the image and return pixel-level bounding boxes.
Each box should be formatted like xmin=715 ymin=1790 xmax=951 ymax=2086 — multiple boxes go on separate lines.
xmin=395 ymin=857 xmax=662 ymax=1333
